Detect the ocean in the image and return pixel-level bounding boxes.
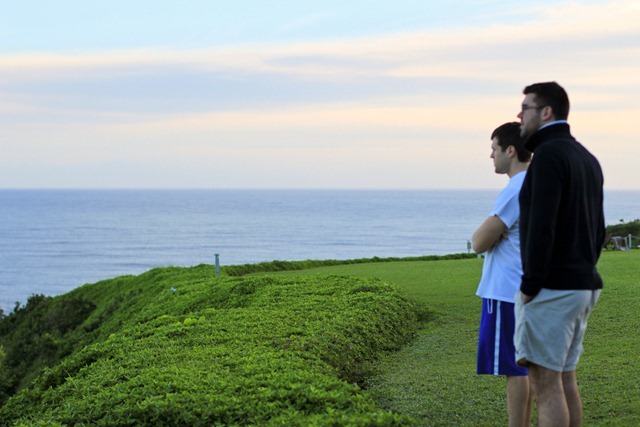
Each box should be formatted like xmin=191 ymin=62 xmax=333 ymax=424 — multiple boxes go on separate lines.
xmin=1 ymin=189 xmax=638 ymax=313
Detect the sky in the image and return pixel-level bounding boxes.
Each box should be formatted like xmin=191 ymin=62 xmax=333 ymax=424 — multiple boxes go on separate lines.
xmin=1 ymin=0 xmax=639 ymax=189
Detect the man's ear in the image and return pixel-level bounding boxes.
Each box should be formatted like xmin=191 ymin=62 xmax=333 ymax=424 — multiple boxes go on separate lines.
xmin=507 ymin=145 xmax=517 ymax=158
xmin=541 ymin=105 xmax=554 ymax=121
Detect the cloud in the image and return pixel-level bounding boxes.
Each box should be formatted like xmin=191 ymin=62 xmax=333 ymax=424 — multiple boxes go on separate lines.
xmin=1 ymin=0 xmax=639 ymax=189
xmin=2 ymin=0 xmax=639 ymax=95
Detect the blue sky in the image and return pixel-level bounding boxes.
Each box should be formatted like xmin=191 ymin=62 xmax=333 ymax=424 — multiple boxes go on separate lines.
xmin=1 ymin=0 xmax=639 ymax=189
xmin=1 ymin=1 xmax=534 ymax=51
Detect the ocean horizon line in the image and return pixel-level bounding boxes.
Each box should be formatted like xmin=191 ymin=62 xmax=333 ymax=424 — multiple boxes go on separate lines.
xmin=2 ymin=187 xmax=639 ymax=192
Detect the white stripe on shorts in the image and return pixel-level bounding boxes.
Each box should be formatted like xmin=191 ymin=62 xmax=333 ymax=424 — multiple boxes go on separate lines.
xmin=493 ymin=301 xmax=501 ymax=375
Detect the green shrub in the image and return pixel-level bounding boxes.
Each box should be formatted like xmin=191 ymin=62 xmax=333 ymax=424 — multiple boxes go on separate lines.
xmin=0 ymin=294 xmax=96 ymax=400
xmin=606 ymin=219 xmax=640 ymax=236
xmin=0 ymin=345 xmax=11 ymax=404
xmin=223 ymin=253 xmax=476 ymax=276
xmin=0 ymin=274 xmax=419 ymax=426
xmin=604 ymin=219 xmax=640 ymax=250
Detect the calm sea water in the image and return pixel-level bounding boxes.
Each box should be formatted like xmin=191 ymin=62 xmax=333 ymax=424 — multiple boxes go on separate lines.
xmin=1 ymin=189 xmax=638 ymax=313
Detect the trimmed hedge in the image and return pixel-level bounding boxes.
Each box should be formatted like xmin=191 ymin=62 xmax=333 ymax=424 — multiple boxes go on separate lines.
xmin=223 ymin=253 xmax=477 ymax=276
xmin=0 ymin=273 xmax=419 ymax=426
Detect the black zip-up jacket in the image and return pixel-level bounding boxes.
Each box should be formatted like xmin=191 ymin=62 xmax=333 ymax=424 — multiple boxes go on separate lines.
xmin=519 ymin=123 xmax=605 ymax=297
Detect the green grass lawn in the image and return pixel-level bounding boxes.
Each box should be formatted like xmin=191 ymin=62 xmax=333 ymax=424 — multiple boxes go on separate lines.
xmin=261 ymin=250 xmax=640 ymax=426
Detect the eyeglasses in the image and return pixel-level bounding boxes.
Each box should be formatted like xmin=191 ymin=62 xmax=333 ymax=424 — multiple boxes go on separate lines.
xmin=520 ymin=104 xmax=547 ymax=113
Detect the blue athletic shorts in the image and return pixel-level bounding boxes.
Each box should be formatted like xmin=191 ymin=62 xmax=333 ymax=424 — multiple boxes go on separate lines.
xmin=477 ymin=298 xmax=528 ymax=376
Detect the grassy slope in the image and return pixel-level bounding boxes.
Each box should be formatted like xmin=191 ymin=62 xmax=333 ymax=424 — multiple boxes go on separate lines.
xmin=264 ymin=251 xmax=640 ymax=426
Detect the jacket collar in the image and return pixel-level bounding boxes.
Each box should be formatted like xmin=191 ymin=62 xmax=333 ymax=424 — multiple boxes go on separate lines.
xmin=525 ymin=122 xmax=573 ymax=152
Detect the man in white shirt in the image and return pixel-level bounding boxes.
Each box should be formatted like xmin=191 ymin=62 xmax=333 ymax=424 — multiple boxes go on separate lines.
xmin=472 ymin=122 xmax=532 ymax=427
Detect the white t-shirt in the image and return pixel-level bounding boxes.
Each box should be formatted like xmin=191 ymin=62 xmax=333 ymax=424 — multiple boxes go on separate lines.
xmin=475 ymin=171 xmax=526 ymax=303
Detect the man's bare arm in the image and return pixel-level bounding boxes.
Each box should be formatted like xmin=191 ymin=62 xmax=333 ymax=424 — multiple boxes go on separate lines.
xmin=471 ymin=215 xmax=507 ymax=254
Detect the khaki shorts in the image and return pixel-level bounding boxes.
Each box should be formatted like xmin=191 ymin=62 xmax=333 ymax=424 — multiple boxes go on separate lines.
xmin=514 ymin=288 xmax=600 ymax=372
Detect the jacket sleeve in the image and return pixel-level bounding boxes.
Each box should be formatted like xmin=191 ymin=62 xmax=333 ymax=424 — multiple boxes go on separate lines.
xmin=596 ymin=186 xmax=606 ymax=259
xmin=520 ymin=145 xmax=564 ymax=297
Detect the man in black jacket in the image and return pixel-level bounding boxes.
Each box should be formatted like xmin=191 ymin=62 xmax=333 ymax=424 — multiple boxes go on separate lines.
xmin=514 ymin=81 xmax=605 ymax=427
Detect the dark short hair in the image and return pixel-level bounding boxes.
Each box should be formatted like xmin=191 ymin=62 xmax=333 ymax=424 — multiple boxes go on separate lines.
xmin=523 ymin=81 xmax=570 ymax=120
xmin=491 ymin=122 xmax=532 ymax=162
